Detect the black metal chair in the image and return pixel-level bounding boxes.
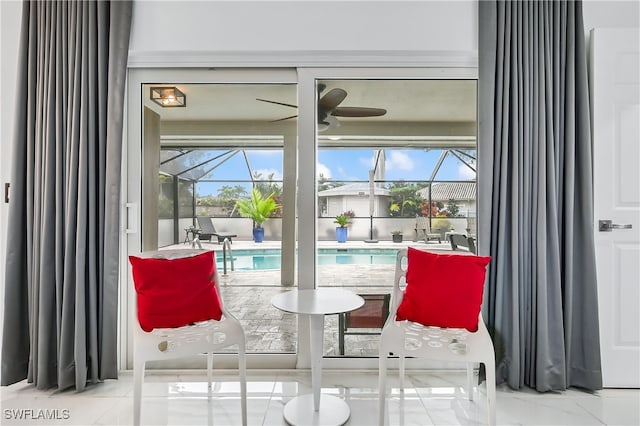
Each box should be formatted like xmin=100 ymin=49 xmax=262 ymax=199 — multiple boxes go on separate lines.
xmin=338 ymin=293 xmax=391 ymax=355
xmin=196 ymin=216 xmax=237 ymax=244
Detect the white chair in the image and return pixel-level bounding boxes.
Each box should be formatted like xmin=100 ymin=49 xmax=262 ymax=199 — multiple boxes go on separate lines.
xmin=378 ymin=248 xmax=496 ymax=425
xmin=415 ymin=216 xmax=442 ymax=243
xmin=131 ymin=250 xmax=247 ymax=426
xmin=466 ymin=216 xmax=477 ymax=238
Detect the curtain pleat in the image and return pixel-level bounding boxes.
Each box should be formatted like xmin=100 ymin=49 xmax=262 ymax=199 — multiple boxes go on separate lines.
xmin=2 ymin=0 xmax=132 ymax=391
xmin=479 ymin=0 xmax=602 ymax=391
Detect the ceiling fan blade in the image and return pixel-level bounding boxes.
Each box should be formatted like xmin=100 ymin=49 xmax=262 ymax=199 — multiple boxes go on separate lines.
xmin=318 ymin=88 xmax=347 ymax=112
xmin=256 ymin=98 xmax=298 ymax=109
xmin=332 ymin=107 xmax=387 ymax=117
xmin=270 ymin=114 xmax=298 ymax=123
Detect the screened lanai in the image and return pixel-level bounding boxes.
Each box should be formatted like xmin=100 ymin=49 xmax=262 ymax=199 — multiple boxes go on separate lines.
xmin=157 ymin=138 xmax=477 ymax=248
xmin=140 ymin=78 xmax=479 ymax=358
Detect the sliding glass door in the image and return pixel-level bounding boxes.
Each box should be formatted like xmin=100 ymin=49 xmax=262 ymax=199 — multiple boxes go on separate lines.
xmin=124 ymin=69 xmax=299 ymax=369
xmin=313 ymin=78 xmax=477 ymax=359
xmin=123 ymin=67 xmax=478 ymax=370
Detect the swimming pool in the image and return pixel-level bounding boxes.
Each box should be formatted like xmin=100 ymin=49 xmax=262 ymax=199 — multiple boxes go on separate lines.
xmin=216 ymin=248 xmax=399 ymax=271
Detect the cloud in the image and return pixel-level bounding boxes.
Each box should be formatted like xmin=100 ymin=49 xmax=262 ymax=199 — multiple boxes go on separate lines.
xmin=317 ymin=163 xmax=332 ymax=179
xmin=253 ymin=168 xmax=283 ymax=180
xmin=457 ymin=163 xmax=476 ymax=180
xmin=359 ymin=156 xmax=374 ymax=169
xmin=386 ymin=151 xmax=414 ymax=171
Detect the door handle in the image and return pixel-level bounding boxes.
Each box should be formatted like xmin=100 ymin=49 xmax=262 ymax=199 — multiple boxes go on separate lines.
xmin=125 ymin=203 xmax=138 ymax=234
xmin=599 ymin=220 xmax=633 ymax=232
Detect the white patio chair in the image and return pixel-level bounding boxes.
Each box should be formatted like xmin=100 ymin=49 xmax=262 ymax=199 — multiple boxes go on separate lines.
xmin=129 ymin=249 xmax=247 ymax=426
xmin=378 ymin=248 xmax=496 ymax=425
xmin=415 ymin=216 xmax=442 ymax=243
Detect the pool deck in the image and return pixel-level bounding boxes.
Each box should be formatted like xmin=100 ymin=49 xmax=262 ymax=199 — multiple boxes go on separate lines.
xmin=160 ymin=238 xmax=470 ymax=356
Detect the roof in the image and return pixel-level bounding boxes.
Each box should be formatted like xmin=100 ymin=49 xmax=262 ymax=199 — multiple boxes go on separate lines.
xmin=417 ymin=182 xmax=476 ymax=201
xmin=318 ymin=183 xmax=391 ymax=197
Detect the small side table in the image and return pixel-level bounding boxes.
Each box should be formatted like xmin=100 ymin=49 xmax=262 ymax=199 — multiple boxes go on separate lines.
xmin=271 ymin=288 xmax=364 ymax=426
xmin=184 ymin=227 xmax=202 ymax=249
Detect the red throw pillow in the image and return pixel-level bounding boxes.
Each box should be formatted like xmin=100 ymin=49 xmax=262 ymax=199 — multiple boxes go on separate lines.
xmin=396 ymin=247 xmax=491 ymax=332
xmin=129 ymin=250 xmax=223 ymax=332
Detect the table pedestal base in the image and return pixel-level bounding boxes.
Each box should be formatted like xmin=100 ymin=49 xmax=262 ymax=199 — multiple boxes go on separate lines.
xmin=283 ymin=394 xmax=350 ymax=426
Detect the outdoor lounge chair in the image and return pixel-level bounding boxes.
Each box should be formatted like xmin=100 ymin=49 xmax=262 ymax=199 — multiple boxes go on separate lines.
xmin=449 ymin=217 xmax=477 ymax=254
xmin=415 ymin=216 xmax=441 ymax=243
xmin=196 ymin=216 xmax=237 ymax=244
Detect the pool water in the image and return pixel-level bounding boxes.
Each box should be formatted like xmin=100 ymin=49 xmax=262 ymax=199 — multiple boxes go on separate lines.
xmin=216 ymin=248 xmax=399 ymax=271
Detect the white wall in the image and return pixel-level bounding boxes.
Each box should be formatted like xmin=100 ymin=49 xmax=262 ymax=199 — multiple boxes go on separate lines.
xmin=583 ymin=0 xmax=639 ymax=33
xmin=129 ymin=1 xmax=477 ymax=55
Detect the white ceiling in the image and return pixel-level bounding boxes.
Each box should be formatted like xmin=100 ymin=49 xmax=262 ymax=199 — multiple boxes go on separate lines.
xmin=143 ymin=79 xmax=477 ymax=125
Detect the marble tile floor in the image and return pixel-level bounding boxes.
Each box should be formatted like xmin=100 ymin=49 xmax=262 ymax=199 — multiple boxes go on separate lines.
xmin=2 ymin=370 xmax=638 ymax=425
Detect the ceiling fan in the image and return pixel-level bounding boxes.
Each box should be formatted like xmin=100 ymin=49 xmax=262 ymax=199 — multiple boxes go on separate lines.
xmin=256 ymin=83 xmax=387 ymax=131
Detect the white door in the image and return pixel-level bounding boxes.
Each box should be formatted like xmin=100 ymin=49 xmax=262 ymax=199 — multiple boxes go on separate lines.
xmin=591 ymin=28 xmax=640 ymax=388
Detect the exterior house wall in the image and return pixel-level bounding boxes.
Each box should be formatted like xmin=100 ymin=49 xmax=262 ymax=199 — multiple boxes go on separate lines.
xmin=323 ymin=195 xmax=389 ymax=218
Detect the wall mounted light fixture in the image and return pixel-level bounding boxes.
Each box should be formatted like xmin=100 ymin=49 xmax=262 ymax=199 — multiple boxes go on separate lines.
xmin=150 ymin=86 xmax=186 ymax=107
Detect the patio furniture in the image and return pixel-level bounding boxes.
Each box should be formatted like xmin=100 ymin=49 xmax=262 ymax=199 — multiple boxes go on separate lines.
xmin=272 ymin=288 xmax=364 ymax=426
xmin=338 ymin=293 xmax=390 ymax=355
xmin=196 ymin=216 xmax=237 ymax=244
xmin=378 ymin=248 xmax=496 ymax=426
xmin=448 ymin=217 xmax=477 ymax=254
xmin=449 ymin=233 xmax=477 ymax=254
xmin=129 ymin=249 xmax=247 ymax=426
xmin=183 ymin=226 xmax=200 ymax=245
xmin=466 ymin=216 xmax=476 ymax=237
xmin=415 ymin=216 xmax=441 ymax=243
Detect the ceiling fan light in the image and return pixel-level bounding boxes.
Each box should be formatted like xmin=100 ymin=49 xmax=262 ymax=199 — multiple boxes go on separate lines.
xmin=150 ymin=86 xmax=186 ymax=108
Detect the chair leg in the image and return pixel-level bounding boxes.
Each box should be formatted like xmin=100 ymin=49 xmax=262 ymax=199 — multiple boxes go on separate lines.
xmin=133 ymin=360 xmax=146 ymax=426
xmin=466 ymin=363 xmax=474 ymax=401
xmin=239 ymin=342 xmax=248 ymax=426
xmin=485 ymin=360 xmax=496 ymax=426
xmin=399 ymin=355 xmax=406 ymax=390
xmin=338 ymin=313 xmax=346 ymax=355
xmin=378 ymin=352 xmax=388 ymax=426
xmin=207 ymin=352 xmax=213 ymax=395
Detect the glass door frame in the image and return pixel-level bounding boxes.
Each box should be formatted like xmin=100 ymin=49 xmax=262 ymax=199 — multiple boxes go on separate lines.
xmin=297 ymin=67 xmax=478 ymax=371
xmin=121 ymin=66 xmax=478 ymax=372
xmin=121 ymin=68 xmax=298 ymax=371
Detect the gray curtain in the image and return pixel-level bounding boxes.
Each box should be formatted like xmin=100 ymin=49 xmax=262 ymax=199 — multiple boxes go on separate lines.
xmin=2 ymin=0 xmax=132 ymax=391
xmin=478 ymin=0 xmax=602 ymax=391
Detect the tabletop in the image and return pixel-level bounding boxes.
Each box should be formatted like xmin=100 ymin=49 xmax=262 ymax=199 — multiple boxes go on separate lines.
xmin=271 ymin=288 xmax=364 ymax=316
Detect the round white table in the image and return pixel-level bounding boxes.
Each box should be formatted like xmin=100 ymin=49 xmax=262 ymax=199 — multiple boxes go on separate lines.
xmin=271 ymin=288 xmax=364 ymax=426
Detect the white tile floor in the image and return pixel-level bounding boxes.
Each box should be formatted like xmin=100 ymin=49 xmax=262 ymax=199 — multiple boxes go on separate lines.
xmin=1 ymin=370 xmax=638 ymax=425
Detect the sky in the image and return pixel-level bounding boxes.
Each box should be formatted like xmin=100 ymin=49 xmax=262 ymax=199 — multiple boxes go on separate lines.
xmin=168 ymin=148 xmax=476 ymax=197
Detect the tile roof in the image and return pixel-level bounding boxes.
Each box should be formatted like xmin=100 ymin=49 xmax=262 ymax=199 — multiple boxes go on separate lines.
xmin=417 ymin=182 xmax=476 ymax=201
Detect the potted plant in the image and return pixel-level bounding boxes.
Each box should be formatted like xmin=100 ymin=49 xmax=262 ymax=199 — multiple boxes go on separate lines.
xmin=334 ymin=211 xmax=354 ymax=243
xmin=235 ymin=189 xmax=277 ymax=243
xmin=391 ymin=230 xmax=403 ymax=243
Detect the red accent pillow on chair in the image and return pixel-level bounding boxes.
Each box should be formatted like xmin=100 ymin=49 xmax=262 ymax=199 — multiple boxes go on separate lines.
xmin=396 ymin=247 xmax=491 ymax=332
xmin=129 ymin=250 xmax=223 ymax=332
